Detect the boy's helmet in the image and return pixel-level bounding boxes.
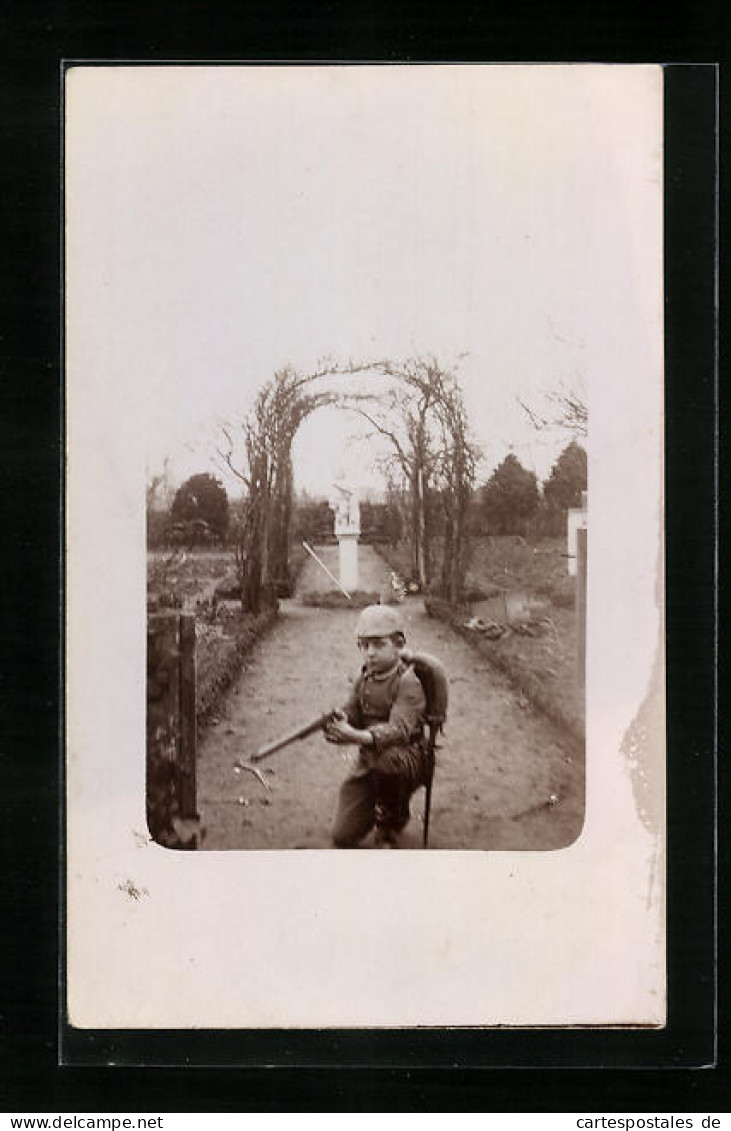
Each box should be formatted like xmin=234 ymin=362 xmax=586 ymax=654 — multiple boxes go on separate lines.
xmin=356 ymin=604 xmax=404 ymax=639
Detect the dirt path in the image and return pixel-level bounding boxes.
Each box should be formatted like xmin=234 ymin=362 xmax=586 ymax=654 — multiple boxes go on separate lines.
xmin=197 ymin=545 xmax=584 ymax=850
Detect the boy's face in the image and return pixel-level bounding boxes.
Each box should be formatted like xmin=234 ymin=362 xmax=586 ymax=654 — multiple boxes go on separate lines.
xmin=358 ymin=634 xmax=401 ymax=673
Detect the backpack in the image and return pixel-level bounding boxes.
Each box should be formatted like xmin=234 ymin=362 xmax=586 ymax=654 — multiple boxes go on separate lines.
xmin=402 ymin=650 xmax=449 ymax=734
xmin=402 ymin=649 xmax=449 ymax=847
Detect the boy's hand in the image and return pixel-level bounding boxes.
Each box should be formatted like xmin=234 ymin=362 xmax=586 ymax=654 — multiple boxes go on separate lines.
xmin=325 ymin=710 xmax=370 ymax=746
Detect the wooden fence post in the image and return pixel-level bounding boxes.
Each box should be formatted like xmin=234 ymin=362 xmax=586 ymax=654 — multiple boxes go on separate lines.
xmin=146 ymin=610 xmax=198 ymax=847
xmin=576 ymin=526 xmax=587 ymax=698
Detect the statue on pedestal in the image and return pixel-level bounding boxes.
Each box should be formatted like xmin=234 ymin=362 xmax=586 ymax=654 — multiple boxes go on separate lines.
xmin=329 ymin=480 xmax=360 ymax=537
xmin=328 ymin=479 xmax=360 ymax=591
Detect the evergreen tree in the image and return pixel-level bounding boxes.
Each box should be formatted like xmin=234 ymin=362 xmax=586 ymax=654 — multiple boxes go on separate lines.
xmin=170 ymin=473 xmax=229 ymax=540
xmin=480 ymin=454 xmax=539 ymax=535
xmin=543 ymin=441 xmax=587 ymax=510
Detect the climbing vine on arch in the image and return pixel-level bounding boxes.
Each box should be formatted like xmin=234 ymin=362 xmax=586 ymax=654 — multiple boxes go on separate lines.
xmin=218 ymin=364 xmax=338 ymax=613
xmin=347 ymin=356 xmax=480 ymax=603
xmin=218 ymin=356 xmax=479 ymax=613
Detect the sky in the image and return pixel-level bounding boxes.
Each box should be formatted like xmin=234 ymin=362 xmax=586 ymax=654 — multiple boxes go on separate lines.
xmin=66 ymin=65 xmax=662 ymax=500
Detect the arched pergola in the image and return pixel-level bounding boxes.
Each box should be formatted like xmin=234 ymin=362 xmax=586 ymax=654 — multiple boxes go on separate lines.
xmin=219 ymin=358 xmax=479 ymax=612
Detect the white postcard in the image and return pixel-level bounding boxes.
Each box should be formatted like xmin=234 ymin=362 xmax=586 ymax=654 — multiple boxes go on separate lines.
xmin=66 ymin=64 xmax=665 ymax=1030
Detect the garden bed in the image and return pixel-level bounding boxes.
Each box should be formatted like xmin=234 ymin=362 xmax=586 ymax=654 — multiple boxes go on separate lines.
xmin=376 ymin=536 xmax=583 ymax=746
xmin=194 ymin=603 xmax=280 ymax=731
xmin=425 ymin=595 xmax=583 ymax=749
xmin=147 ymin=548 xmax=286 ymax=731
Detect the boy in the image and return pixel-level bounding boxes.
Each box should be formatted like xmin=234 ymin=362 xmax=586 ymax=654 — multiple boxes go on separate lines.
xmin=325 ymin=604 xmax=427 ymax=848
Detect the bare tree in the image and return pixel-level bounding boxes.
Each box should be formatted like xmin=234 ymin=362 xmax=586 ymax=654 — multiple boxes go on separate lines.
xmin=346 ymin=362 xmax=440 ymax=588
xmin=432 ymin=380 xmax=480 ymax=603
xmin=146 ymin=473 xmax=164 ymax=510
xmin=344 ymin=356 xmax=479 ymax=598
xmin=218 ymin=365 xmax=339 ymax=613
xmin=518 ymin=382 xmax=587 ymax=438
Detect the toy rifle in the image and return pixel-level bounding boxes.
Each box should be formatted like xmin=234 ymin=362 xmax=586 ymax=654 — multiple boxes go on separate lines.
xmin=250 ymin=709 xmax=337 ymax=763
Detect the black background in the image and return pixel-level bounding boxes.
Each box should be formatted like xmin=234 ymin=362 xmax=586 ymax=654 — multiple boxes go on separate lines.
xmin=0 ymin=1 xmax=723 ymax=1113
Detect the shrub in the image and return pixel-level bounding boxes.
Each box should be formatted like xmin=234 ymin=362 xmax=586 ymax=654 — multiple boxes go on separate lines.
xmin=171 ymin=473 xmax=230 ymax=541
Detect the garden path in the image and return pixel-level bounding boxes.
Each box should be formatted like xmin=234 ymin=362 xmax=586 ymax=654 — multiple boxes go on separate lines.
xmin=197 ymin=545 xmax=583 ymax=849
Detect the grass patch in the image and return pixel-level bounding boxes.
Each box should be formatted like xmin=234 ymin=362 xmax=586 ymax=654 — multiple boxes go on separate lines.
xmin=377 ymin=535 xmax=575 ymax=608
xmin=299 ymin=589 xmax=382 ymax=608
xmin=425 ymin=595 xmax=583 ymax=750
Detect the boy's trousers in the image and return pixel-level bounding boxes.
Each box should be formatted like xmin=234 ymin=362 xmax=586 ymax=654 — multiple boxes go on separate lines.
xmin=332 ymin=741 xmax=426 ymax=847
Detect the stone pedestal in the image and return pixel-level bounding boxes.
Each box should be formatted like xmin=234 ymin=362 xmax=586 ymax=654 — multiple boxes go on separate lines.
xmin=338 ymin=532 xmax=359 ymax=592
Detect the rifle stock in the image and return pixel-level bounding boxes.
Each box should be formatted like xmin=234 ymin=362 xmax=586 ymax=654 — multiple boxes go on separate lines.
xmin=251 ymin=710 xmax=336 ymax=762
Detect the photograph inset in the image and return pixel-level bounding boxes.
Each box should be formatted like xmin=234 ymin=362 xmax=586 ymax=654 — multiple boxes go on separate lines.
xmin=147 ymin=360 xmax=587 ymax=851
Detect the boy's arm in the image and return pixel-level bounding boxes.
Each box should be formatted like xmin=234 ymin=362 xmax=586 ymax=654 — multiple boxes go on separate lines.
xmin=341 ymin=675 xmax=363 ymax=728
xmin=367 ymin=670 xmax=426 ymax=755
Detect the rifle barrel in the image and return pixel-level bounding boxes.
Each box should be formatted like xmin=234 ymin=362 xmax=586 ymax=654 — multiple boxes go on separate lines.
xmin=252 ymin=711 xmax=333 ymax=762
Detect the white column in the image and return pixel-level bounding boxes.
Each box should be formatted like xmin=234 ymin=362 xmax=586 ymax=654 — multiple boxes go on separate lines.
xmin=567 ymin=494 xmax=588 ymax=577
xmin=338 ymin=533 xmax=359 ymax=592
